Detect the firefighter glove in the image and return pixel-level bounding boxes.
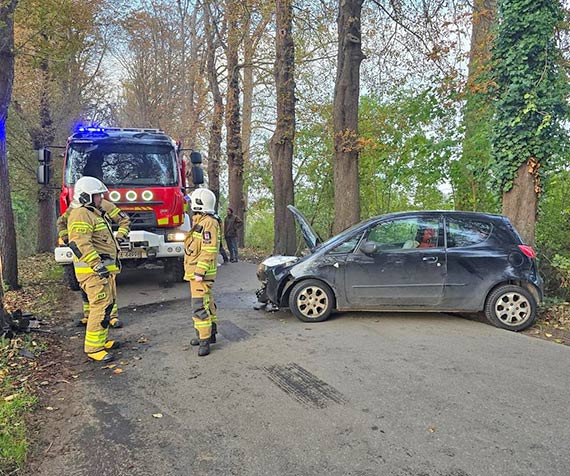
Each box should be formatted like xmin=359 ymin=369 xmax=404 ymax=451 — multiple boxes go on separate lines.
xmin=93 ymin=262 xmax=110 ymax=279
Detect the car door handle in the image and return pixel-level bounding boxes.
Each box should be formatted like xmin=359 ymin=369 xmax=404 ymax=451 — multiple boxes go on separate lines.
xmin=422 ymin=256 xmax=438 ymax=263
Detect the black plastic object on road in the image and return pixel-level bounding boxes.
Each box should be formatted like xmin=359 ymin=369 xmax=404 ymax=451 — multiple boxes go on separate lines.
xmin=0 ymin=310 xmax=48 ymax=340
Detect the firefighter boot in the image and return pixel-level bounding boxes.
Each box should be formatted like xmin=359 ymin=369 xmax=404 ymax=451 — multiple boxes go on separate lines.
xmin=104 ymin=340 xmax=121 ymax=350
xmin=109 ymin=318 xmax=123 ymax=328
xmin=191 ymin=324 xmax=216 ymax=346
xmin=87 ymin=350 xmax=115 ymax=363
xmin=190 ymin=329 xmax=200 ymax=346
xmin=198 ymin=339 xmax=210 ymax=357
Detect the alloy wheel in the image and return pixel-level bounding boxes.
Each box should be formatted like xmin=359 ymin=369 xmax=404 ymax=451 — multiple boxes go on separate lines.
xmin=494 ymin=291 xmax=531 ymax=325
xmin=296 ymin=285 xmax=329 ymax=319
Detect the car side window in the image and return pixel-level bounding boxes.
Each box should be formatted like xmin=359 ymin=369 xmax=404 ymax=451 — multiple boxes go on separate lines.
xmin=330 ymin=232 xmax=364 ymax=254
xmin=446 ymin=217 xmax=492 ymax=248
xmin=365 ymin=218 xmax=440 ymax=251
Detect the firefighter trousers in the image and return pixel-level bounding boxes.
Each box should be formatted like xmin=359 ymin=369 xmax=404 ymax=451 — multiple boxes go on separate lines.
xmin=80 ymin=274 xmax=115 ymax=354
xmin=190 ymin=279 xmax=217 ymax=340
xmin=81 ymin=275 xmax=119 ymax=321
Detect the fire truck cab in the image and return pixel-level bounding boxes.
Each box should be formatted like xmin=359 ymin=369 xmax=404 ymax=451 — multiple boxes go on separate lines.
xmin=41 ymin=126 xmax=203 ymax=289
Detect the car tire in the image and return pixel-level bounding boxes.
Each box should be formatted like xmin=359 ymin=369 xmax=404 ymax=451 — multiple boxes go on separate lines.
xmin=484 ymin=284 xmax=537 ymax=331
xmin=63 ymin=264 xmax=81 ymax=291
xmin=289 ymin=279 xmax=334 ymax=322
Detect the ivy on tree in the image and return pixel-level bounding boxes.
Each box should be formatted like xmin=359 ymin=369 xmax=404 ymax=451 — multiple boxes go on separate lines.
xmin=491 ymin=0 xmax=569 ymax=193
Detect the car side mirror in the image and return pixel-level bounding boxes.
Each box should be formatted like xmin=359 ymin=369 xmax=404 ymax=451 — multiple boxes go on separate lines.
xmin=360 ymin=241 xmax=378 ymax=255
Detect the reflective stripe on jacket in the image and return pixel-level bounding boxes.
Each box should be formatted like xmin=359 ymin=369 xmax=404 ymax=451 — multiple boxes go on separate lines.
xmin=67 ymin=205 xmax=120 ymax=282
xmin=57 ymin=198 xmax=131 ymax=242
xmin=184 ymin=213 xmax=220 ymax=281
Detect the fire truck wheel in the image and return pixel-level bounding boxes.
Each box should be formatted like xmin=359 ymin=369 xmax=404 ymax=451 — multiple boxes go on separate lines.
xmin=63 ymin=265 xmax=81 ymax=291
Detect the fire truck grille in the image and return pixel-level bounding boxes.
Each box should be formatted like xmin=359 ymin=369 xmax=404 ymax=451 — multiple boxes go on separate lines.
xmin=123 ymin=211 xmax=158 ymax=230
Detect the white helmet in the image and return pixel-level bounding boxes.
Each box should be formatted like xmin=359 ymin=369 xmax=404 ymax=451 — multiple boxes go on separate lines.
xmin=190 ymin=188 xmax=216 ymax=214
xmin=71 ymin=176 xmax=108 ymax=208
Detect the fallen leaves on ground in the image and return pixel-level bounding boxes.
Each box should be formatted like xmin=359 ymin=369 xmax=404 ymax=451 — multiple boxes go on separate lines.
xmin=239 ymin=247 xmax=271 ymax=264
xmin=3 ymin=253 xmax=71 ymax=327
xmin=525 ymin=302 xmax=570 ymax=345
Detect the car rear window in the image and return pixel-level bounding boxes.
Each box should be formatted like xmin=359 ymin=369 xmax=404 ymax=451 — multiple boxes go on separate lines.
xmin=446 ymin=217 xmax=492 ymax=248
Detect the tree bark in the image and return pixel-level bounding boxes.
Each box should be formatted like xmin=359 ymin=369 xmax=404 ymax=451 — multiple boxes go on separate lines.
xmin=35 ymin=47 xmax=57 ymax=253
xmin=333 ymin=0 xmax=364 ymax=235
xmin=204 ymin=2 xmax=224 ymax=211
xmin=0 ymin=255 xmax=7 ymax=324
xmin=0 ymin=0 xmax=19 ymax=290
xmin=269 ymin=0 xmax=296 ymax=255
xmin=241 ymin=43 xmax=253 ymax=246
xmin=241 ymin=6 xmax=271 ymax=246
xmin=455 ymin=0 xmax=497 ymax=211
xmin=225 ymin=3 xmax=245 ymax=242
xmin=502 ymin=160 xmax=537 ymax=246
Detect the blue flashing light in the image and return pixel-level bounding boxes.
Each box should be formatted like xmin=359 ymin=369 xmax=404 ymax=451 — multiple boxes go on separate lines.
xmin=75 ymin=124 xmax=105 ymax=133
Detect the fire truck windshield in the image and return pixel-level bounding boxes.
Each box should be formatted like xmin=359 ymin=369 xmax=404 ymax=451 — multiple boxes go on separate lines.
xmin=65 ymin=143 xmax=178 ymax=187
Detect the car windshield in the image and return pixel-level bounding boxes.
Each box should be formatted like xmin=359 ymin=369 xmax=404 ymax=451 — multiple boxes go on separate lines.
xmin=318 ymin=220 xmax=370 ymax=250
xmin=65 ymin=143 xmax=178 ymax=186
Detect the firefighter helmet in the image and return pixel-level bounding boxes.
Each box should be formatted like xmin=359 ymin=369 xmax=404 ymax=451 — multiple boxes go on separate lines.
xmin=71 ymin=176 xmax=108 ymax=208
xmin=190 ymin=188 xmax=216 ymax=214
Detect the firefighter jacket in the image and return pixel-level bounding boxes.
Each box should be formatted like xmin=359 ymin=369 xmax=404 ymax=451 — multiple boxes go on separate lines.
xmin=184 ymin=213 xmax=221 ymax=281
xmin=58 ymin=198 xmax=130 ymax=244
xmin=67 ymin=205 xmax=121 ymax=282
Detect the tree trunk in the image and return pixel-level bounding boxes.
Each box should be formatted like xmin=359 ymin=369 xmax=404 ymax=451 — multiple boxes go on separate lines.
xmin=225 ymin=4 xmax=245 ymax=242
xmin=0 ymin=0 xmax=19 ymax=290
xmin=35 ymin=51 xmax=57 ymax=253
xmin=204 ymin=2 xmax=224 ymax=211
xmin=241 ymin=7 xmax=271 ymax=246
xmin=0 ymin=255 xmax=8 ymax=325
xmin=502 ymin=160 xmax=537 ymax=246
xmin=455 ymin=0 xmax=497 ymax=211
xmin=269 ymin=0 xmax=296 ymax=256
xmin=333 ymin=0 xmax=364 ymax=235
xmin=0 ymin=254 xmax=10 ymax=330
xmin=241 ymin=45 xmax=253 ymax=247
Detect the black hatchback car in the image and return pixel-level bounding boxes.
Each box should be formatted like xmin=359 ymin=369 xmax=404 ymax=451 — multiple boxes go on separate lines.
xmin=256 ymin=206 xmax=543 ymax=331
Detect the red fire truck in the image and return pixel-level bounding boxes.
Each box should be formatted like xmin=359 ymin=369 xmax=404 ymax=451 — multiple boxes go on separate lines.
xmin=38 ymin=126 xmax=204 ymax=289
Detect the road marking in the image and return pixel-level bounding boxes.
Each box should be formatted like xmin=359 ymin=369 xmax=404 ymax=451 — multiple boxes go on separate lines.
xmin=263 ymin=363 xmax=346 ymax=408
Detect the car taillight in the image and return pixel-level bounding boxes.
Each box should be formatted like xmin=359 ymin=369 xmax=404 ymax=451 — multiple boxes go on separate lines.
xmin=518 ymin=245 xmax=536 ymax=259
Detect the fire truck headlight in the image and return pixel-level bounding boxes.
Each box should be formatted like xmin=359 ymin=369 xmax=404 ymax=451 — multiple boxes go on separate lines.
xmin=166 ymin=232 xmax=187 ymax=242
xmin=126 ymin=190 xmax=137 ymax=201
xmin=109 ymin=191 xmax=121 ymax=202
xmin=142 ymin=190 xmax=153 ymax=201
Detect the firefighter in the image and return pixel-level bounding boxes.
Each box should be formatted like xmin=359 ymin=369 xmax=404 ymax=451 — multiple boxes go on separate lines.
xmin=184 ymin=188 xmax=221 ymax=357
xmin=57 ymin=190 xmax=130 ymax=328
xmin=67 ymin=176 xmax=122 ymax=362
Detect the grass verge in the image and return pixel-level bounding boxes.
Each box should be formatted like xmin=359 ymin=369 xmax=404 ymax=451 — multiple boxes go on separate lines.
xmin=1 ymin=338 xmax=39 ymax=474
xmin=1 ymin=254 xmax=71 ymax=473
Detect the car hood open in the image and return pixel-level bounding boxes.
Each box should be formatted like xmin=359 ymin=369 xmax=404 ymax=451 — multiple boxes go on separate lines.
xmin=287 ymin=205 xmax=322 ymax=253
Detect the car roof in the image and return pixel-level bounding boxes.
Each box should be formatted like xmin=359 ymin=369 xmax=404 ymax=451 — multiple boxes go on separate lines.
xmin=374 ymin=210 xmax=505 ymax=222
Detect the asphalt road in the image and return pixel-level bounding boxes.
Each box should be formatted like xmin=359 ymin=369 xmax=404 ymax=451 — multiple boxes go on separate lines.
xmin=29 ymin=262 xmax=570 ymax=476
